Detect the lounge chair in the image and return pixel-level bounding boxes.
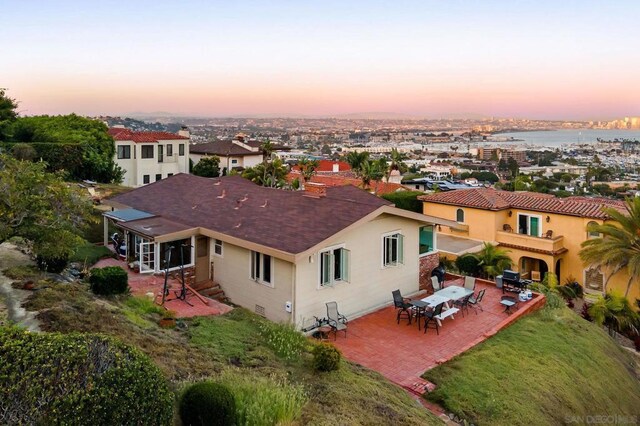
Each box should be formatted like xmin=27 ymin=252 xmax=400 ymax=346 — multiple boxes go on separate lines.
xmin=326 ymin=301 xmax=348 ymax=340
xmin=423 ymin=302 xmax=444 ymax=335
xmin=431 ymin=276 xmax=441 ymax=291
xmin=463 ymin=276 xmax=476 ymax=291
xmin=392 ymin=290 xmax=413 ymax=325
xmin=468 ymin=289 xmax=485 ymax=313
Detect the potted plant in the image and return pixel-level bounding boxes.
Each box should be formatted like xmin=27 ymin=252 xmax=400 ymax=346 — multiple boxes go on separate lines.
xmin=159 ymin=310 xmax=177 ymax=328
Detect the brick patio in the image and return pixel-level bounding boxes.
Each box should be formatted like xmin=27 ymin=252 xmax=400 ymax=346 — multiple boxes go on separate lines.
xmin=93 ymin=257 xmax=233 ymax=318
xmin=331 ymin=277 xmax=545 ymax=395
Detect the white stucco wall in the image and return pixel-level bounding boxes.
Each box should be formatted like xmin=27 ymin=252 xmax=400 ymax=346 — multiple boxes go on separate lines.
xmin=115 ymin=139 xmax=189 ymax=187
xmin=211 ymin=241 xmax=294 ymax=323
xmin=293 ymin=214 xmax=422 ymax=327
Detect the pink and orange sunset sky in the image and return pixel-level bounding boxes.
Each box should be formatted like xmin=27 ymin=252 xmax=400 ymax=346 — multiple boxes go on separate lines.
xmin=2 ymin=0 xmax=639 ymax=120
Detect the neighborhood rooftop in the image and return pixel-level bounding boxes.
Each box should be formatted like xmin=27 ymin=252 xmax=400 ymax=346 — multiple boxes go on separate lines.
xmin=108 ymin=174 xmax=394 ymax=254
xmin=419 ymin=187 xmax=627 ymax=219
xmin=189 ymin=139 xmax=262 ymax=156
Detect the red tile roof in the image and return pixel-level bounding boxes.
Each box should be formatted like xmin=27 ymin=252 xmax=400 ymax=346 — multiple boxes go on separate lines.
xmin=290 ymin=160 xmax=351 ymax=173
xmin=287 ymin=172 xmax=409 ymax=196
xmin=420 ymin=188 xmax=626 ymax=219
xmin=108 ymin=128 xmax=189 ymax=143
xmin=109 ymin=174 xmax=391 ymax=254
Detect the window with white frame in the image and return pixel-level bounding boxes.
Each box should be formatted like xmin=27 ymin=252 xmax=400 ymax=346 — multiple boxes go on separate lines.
xmin=319 ymin=246 xmax=350 ymax=287
xmin=214 ymin=239 xmax=223 ymax=256
xmin=518 ymin=213 xmax=542 ymax=237
xmin=166 ymin=144 xmax=173 ymax=156
xmin=251 ymin=251 xmax=273 ymax=286
xmin=382 ymin=232 xmax=404 ymax=267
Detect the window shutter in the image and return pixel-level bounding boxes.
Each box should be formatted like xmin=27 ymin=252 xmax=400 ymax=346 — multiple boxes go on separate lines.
xmin=340 ymin=248 xmax=350 ymax=282
xmin=397 ymin=234 xmax=404 ymax=264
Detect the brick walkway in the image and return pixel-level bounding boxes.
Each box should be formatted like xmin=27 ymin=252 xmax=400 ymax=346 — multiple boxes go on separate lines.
xmin=93 ymin=257 xmax=232 ymax=318
xmin=331 ymin=278 xmax=545 ymax=395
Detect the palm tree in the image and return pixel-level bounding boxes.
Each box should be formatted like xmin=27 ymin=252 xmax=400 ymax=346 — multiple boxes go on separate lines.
xmin=475 ymin=242 xmax=511 ymax=279
xmin=358 ymin=160 xmax=384 ymax=194
xmin=297 ymin=157 xmax=319 ymax=183
xmin=579 ymin=197 xmax=640 ymax=297
xmin=344 ymin=151 xmax=369 ymax=173
xmin=588 ymin=292 xmax=639 ymax=336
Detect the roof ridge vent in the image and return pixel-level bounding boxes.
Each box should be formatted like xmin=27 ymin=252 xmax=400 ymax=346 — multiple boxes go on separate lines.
xmin=216 ymin=189 xmax=226 ymax=199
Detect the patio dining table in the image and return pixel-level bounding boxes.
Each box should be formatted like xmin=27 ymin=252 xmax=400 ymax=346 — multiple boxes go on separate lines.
xmin=420 ymin=285 xmax=474 ymax=326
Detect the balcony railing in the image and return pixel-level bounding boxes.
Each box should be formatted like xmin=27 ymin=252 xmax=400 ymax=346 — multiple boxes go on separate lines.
xmin=495 ymin=230 xmax=565 ymax=253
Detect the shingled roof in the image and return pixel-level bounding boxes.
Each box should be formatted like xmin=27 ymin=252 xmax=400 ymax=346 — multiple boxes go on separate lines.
xmin=419 ymin=188 xmax=626 ymax=219
xmin=109 ymin=174 xmax=392 ymax=254
xmin=108 ymin=128 xmax=189 ymax=143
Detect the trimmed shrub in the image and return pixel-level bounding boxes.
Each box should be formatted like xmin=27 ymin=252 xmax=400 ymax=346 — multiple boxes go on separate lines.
xmin=89 ymin=266 xmax=129 ymax=295
xmin=455 ymin=254 xmax=480 ymax=276
xmin=179 ymin=381 xmax=237 ymax=426
xmin=312 ymin=342 xmax=341 ymax=372
xmin=381 ymin=191 xmax=424 ymax=213
xmin=0 ymin=326 xmax=173 ymax=425
xmin=36 ymin=254 xmax=69 ymax=273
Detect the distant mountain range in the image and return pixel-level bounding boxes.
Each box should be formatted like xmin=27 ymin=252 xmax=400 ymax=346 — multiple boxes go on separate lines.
xmin=123 ymin=111 xmax=490 ymax=121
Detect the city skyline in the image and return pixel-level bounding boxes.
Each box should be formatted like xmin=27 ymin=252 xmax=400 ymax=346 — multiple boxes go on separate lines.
xmin=2 ymin=0 xmax=639 ymax=120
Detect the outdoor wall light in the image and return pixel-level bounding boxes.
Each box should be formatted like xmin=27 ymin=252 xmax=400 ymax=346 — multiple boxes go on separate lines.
xmin=546 ymin=216 xmax=551 ymax=223
xmin=508 ymin=210 xmax=513 ymax=217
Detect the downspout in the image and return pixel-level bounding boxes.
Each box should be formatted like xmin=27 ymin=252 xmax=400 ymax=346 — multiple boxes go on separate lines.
xmin=291 ymin=262 xmax=296 ymax=326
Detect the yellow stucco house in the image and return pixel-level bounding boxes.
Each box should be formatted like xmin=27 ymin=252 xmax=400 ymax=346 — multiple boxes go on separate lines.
xmin=420 ymin=188 xmax=639 ymax=302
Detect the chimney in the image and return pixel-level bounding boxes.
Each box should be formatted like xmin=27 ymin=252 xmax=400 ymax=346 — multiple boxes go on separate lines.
xmin=304 ymin=182 xmax=327 ymax=198
xmin=332 ymin=162 xmax=340 ymax=172
xmin=178 ymin=126 xmax=190 ymax=139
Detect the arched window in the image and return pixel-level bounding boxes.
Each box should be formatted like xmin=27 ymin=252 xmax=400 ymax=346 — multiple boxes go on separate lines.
xmin=456 ymin=208 xmax=464 ymax=223
xmin=587 ymin=221 xmax=600 ymax=239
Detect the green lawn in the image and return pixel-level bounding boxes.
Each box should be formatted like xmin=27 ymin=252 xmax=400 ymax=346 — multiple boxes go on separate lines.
xmin=20 ymin=279 xmax=441 ymax=425
xmin=424 ymin=307 xmax=640 ymax=426
xmin=69 ymin=240 xmax=114 ymax=265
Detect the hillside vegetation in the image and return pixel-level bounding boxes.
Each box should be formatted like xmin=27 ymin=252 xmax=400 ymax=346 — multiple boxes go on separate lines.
xmin=424 ymin=307 xmax=640 ymax=426
xmin=18 ymin=279 xmax=440 ymax=425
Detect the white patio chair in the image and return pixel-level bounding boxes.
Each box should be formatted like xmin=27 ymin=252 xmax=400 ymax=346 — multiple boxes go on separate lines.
xmin=431 ymin=276 xmax=441 ymax=291
xmin=464 ymin=276 xmax=476 ymax=290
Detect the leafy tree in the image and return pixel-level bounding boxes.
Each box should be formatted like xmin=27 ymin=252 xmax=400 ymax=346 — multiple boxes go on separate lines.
xmin=507 ymin=158 xmax=519 ymax=176
xmin=580 ymin=197 xmax=640 ymax=296
xmin=470 ymin=171 xmax=499 ymax=184
xmin=297 ymin=157 xmax=320 ymax=183
xmin=192 ymin=156 xmax=221 ymax=177
xmin=474 ymin=242 xmax=511 ymax=279
xmin=0 ymin=88 xmax=18 ymax=140
xmin=321 ymin=144 xmax=332 ymax=155
xmin=5 ymin=114 xmax=122 ymax=183
xmin=242 ymin=157 xmax=289 ymax=188
xmin=0 ymin=154 xmax=93 ymax=261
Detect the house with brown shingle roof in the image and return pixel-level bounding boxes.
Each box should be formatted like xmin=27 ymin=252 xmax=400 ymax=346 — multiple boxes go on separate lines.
xmin=419 ymin=188 xmax=638 ymax=301
xmin=104 ymin=174 xmax=459 ymax=325
xmin=109 ymin=127 xmax=190 ymax=187
xmin=190 ymin=136 xmax=290 ymax=173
